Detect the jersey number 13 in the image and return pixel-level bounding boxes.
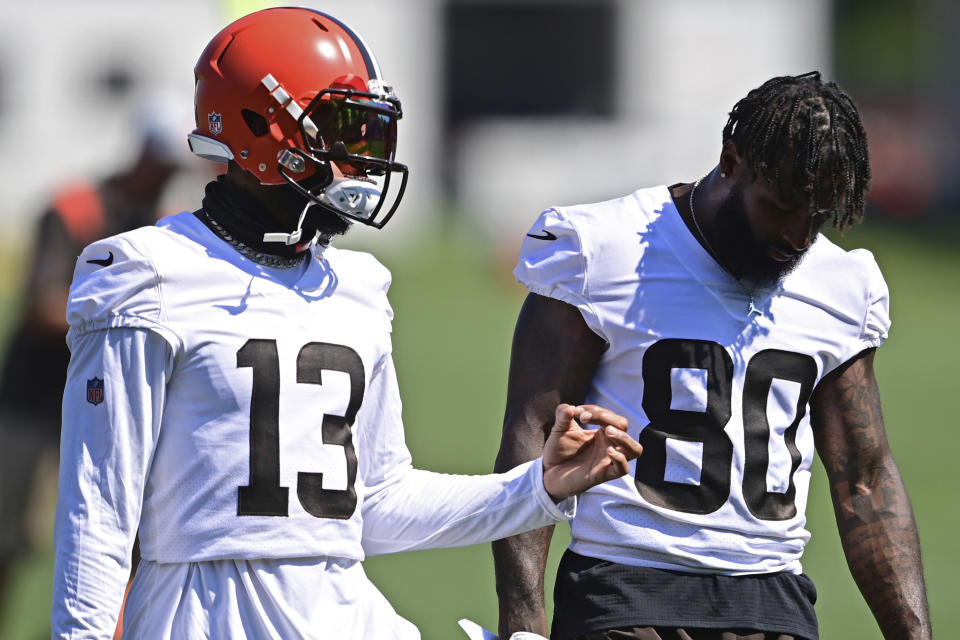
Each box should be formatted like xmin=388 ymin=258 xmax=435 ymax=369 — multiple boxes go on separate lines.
xmin=235 ymin=338 xmax=365 ymax=520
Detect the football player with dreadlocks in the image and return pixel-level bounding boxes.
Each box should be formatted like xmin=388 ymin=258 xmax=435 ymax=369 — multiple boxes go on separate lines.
xmin=492 ymin=72 xmax=931 ymax=640
xmin=50 ymin=8 xmax=645 ymax=639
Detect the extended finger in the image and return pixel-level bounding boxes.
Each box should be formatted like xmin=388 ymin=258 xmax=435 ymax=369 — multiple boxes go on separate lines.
xmin=602 ymin=446 xmax=631 ymax=479
xmin=577 ymin=405 xmax=629 ymax=431
xmin=553 ymin=403 xmax=579 ymax=431
xmin=602 ymin=426 xmax=644 ymax=459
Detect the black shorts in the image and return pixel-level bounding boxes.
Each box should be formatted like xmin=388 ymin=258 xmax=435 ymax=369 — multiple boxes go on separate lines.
xmin=551 ymin=550 xmax=818 ymax=640
xmin=574 ymin=628 xmax=799 ymax=640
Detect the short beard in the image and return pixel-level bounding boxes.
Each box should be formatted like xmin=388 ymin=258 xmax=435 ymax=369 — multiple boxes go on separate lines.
xmin=271 ymin=171 xmax=351 ymax=240
xmin=713 ymin=183 xmax=810 ymax=288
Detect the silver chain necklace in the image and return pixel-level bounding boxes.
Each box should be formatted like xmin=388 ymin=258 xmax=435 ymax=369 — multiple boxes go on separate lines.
xmin=203 ymin=210 xmax=307 ymax=270
xmin=688 ymin=180 xmax=719 ymax=262
xmin=688 ymin=180 xmax=761 ymax=316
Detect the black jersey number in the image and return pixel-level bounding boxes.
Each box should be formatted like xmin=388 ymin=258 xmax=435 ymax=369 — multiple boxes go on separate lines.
xmin=236 ymin=339 xmax=364 ymax=519
xmin=635 ymin=339 xmax=816 ymax=520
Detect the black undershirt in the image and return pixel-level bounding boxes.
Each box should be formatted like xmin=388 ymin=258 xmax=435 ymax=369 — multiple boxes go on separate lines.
xmin=198 ymin=174 xmax=347 ymax=258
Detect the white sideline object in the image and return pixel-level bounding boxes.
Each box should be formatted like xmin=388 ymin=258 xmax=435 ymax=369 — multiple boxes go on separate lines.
xmin=458 ymin=619 xmax=498 ymax=640
xmin=458 ymin=618 xmax=549 ymax=640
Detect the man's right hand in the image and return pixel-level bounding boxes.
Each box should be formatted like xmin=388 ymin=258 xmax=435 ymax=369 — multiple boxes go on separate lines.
xmin=542 ymin=404 xmax=641 ymax=502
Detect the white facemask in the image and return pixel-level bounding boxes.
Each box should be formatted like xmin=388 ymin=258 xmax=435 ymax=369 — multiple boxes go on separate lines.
xmin=318 ymin=176 xmax=382 ymax=221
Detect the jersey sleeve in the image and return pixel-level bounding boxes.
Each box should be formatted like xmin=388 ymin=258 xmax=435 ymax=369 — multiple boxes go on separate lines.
xmin=356 ymin=355 xmax=574 ymax=556
xmin=361 ymin=461 xmax=574 ymax=557
xmin=513 ymin=208 xmax=604 ymax=338
xmin=857 ymin=249 xmax=891 ymax=348
xmin=354 ymin=353 xmax=414 ymax=495
xmin=66 ymin=234 xmax=181 ymax=349
xmin=52 ymin=328 xmax=173 ymax=638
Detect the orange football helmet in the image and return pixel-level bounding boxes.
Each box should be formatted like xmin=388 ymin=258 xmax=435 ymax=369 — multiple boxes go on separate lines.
xmin=189 ymin=7 xmax=408 ymax=230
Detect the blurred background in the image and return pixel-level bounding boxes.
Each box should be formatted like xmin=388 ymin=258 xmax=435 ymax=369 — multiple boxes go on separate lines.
xmin=0 ymin=0 xmax=956 ymax=638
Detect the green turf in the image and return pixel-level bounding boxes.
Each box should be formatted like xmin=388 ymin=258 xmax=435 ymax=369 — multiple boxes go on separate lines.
xmin=0 ymin=220 xmax=954 ymax=639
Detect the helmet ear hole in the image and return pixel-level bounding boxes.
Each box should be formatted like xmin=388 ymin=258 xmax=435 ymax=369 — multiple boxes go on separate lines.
xmin=241 ymin=109 xmax=270 ymax=137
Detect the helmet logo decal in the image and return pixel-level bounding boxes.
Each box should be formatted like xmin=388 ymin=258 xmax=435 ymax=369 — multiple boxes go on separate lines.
xmin=208 ymin=112 xmax=223 ymax=136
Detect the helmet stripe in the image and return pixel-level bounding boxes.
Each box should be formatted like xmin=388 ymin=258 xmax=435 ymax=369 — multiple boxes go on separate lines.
xmin=304 ymin=9 xmax=382 ymax=80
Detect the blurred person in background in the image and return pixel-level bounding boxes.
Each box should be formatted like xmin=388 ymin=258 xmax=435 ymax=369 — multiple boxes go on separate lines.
xmin=0 ymin=97 xmax=189 ymax=601
xmin=493 ymin=72 xmax=931 ymax=640
xmin=50 ymin=8 xmax=644 ymax=638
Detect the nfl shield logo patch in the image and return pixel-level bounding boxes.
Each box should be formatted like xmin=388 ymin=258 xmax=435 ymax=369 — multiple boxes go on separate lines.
xmin=86 ymin=378 xmax=104 ymax=406
xmin=208 ymin=112 xmax=223 ymax=136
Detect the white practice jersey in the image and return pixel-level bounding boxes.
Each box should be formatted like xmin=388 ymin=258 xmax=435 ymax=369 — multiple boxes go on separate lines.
xmin=515 ymin=185 xmax=890 ymax=576
xmin=53 ymin=211 xmax=574 ymax=639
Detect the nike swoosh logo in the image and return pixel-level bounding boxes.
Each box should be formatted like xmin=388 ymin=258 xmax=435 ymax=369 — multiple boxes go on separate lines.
xmin=526 ymin=230 xmax=557 ymax=241
xmin=86 ymin=251 xmax=114 ymax=267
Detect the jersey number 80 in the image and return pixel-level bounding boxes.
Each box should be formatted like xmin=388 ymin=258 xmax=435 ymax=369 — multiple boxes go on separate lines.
xmin=635 ymin=338 xmax=817 ymax=520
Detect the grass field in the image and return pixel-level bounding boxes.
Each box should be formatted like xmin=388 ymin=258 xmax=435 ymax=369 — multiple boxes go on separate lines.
xmin=0 ymin=218 xmax=955 ymax=639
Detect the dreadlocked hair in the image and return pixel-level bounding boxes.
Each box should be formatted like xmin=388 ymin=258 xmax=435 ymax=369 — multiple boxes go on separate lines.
xmin=722 ymin=71 xmax=871 ymax=231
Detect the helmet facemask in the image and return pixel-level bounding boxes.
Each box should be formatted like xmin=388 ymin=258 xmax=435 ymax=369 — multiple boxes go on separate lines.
xmin=276 ymin=81 xmax=408 ymax=232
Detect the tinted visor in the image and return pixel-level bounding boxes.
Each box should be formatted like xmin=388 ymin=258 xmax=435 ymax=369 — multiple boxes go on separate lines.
xmin=305 ymin=95 xmax=398 ymax=163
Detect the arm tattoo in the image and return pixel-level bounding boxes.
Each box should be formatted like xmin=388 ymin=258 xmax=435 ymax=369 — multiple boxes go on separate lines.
xmin=813 ymin=349 xmax=931 ymax=639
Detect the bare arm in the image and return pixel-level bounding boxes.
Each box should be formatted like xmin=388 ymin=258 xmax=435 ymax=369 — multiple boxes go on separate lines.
xmin=811 ymin=348 xmax=931 ymax=639
xmin=492 ymin=293 xmax=606 ymax=638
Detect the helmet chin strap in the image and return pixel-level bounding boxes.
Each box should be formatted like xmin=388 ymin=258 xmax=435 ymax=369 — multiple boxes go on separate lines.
xmin=262 ymin=201 xmax=317 ymax=246
xmin=262 ymin=166 xmax=384 ymax=246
